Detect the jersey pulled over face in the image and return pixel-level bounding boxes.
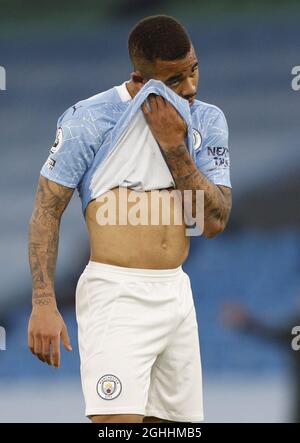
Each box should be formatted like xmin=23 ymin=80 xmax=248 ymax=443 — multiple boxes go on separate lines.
xmin=40 ymin=80 xmax=231 ymax=215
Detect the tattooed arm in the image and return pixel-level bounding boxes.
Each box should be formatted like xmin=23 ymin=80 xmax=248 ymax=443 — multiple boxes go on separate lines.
xmin=142 ymin=95 xmax=232 ymax=237
xmin=28 ymin=175 xmax=74 ymax=367
xmin=158 ymin=143 xmax=232 ymax=237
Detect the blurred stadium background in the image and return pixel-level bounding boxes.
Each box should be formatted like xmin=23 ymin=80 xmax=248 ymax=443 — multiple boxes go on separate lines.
xmin=0 ymin=0 xmax=300 ymax=422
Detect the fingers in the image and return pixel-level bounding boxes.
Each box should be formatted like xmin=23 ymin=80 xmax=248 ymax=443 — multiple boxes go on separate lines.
xmin=32 ymin=335 xmax=51 ymax=365
xmin=28 ymin=333 xmax=34 ymax=355
xmin=42 ymin=336 xmax=51 ymax=365
xmin=33 ymin=335 xmax=43 ymax=362
xmin=148 ymin=94 xmax=158 ymax=112
xmin=28 ymin=313 xmax=71 ymax=368
xmin=51 ymin=335 xmax=60 ymax=368
xmin=142 ymin=100 xmax=150 ymax=117
xmin=156 ymin=95 xmax=167 ymax=107
xmin=142 ymin=94 xmax=166 ymax=114
xmin=29 ymin=334 xmax=60 ymax=368
xmin=61 ymin=325 xmax=72 ymax=352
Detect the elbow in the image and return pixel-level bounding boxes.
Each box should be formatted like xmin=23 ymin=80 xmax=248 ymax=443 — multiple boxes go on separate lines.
xmin=28 ymin=213 xmax=40 ymax=232
xmin=29 ymin=214 xmax=35 ymax=228
xmin=28 ymin=214 xmax=36 ymax=233
xmin=203 ymin=218 xmax=226 ymax=239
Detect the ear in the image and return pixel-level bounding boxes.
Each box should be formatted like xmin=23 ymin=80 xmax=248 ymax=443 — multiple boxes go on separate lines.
xmin=129 ymin=71 xmax=147 ymax=95
xmin=130 ymin=70 xmax=147 ymax=87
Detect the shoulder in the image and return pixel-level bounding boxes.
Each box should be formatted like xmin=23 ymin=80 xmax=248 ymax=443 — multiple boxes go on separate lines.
xmin=191 ymin=99 xmax=227 ymax=126
xmin=57 ymin=83 xmax=126 ymax=127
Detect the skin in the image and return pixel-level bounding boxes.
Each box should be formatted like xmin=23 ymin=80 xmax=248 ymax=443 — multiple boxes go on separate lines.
xmin=127 ymin=45 xmax=232 ymax=236
xmin=28 ymin=42 xmax=231 ymax=423
xmin=89 ymin=414 xmax=177 ymax=423
xmin=28 ymin=177 xmax=73 ymax=367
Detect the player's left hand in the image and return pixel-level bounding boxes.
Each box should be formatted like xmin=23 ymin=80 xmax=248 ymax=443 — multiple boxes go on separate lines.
xmin=142 ymin=94 xmax=187 ymax=150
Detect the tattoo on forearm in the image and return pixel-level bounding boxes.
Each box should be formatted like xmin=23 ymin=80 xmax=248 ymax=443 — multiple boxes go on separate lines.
xmin=29 ymin=177 xmax=74 ymax=298
xmin=161 ymin=143 xmax=232 ymax=227
xmin=33 ymin=298 xmax=53 ymax=307
xmin=32 ymin=291 xmax=54 ymax=300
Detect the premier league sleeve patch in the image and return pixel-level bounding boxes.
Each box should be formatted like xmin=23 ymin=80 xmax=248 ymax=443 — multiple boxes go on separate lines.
xmin=192 ymin=128 xmax=202 ymax=151
xmin=97 ymin=374 xmax=122 ymax=400
xmin=49 ymin=127 xmax=63 ymax=155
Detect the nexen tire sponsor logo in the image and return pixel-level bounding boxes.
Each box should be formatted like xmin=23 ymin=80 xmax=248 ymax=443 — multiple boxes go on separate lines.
xmin=207 ymin=146 xmax=230 ymax=168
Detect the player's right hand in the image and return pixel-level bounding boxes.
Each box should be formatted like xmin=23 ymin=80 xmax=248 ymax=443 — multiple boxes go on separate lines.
xmin=28 ymin=306 xmax=72 ymax=368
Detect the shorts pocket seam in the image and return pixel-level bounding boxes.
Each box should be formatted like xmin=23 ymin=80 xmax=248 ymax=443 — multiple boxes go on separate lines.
xmin=81 ymin=280 xmax=124 ymax=369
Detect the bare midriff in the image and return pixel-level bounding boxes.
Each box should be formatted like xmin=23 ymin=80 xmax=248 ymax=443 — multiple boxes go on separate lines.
xmin=85 ymin=186 xmax=190 ymax=269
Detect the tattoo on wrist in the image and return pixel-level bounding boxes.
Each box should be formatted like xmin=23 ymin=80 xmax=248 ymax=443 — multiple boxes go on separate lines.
xmin=33 ymin=299 xmax=53 ymax=306
xmin=161 ymin=143 xmax=187 ymax=158
xmin=32 ymin=292 xmax=54 ymax=299
xmin=32 ymin=291 xmax=55 ymax=307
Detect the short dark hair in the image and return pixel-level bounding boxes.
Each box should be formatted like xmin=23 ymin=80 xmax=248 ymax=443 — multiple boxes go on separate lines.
xmin=128 ymin=15 xmax=191 ymax=69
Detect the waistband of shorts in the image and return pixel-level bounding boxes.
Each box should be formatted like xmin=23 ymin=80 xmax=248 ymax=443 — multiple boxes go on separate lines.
xmin=84 ymin=260 xmax=184 ymax=281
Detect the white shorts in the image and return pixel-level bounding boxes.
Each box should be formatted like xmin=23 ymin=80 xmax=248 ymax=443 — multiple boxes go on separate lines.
xmin=75 ymin=261 xmax=204 ymax=422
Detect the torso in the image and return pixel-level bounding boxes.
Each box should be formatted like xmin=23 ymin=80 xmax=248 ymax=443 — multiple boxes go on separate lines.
xmin=85 ymin=186 xmax=190 ymax=269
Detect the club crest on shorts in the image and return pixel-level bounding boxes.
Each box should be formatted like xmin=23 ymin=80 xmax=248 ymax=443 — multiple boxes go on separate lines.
xmin=97 ymin=374 xmax=122 ymax=400
xmin=192 ymin=128 xmax=202 ymax=150
xmin=50 ymin=127 xmax=63 ymax=154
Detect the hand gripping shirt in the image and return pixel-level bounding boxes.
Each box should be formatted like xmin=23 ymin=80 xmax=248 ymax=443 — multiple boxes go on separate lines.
xmin=40 ymin=79 xmax=231 ymax=215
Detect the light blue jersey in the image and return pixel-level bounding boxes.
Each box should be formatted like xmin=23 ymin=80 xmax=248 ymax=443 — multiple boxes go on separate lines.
xmin=40 ymin=79 xmax=231 ymax=215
